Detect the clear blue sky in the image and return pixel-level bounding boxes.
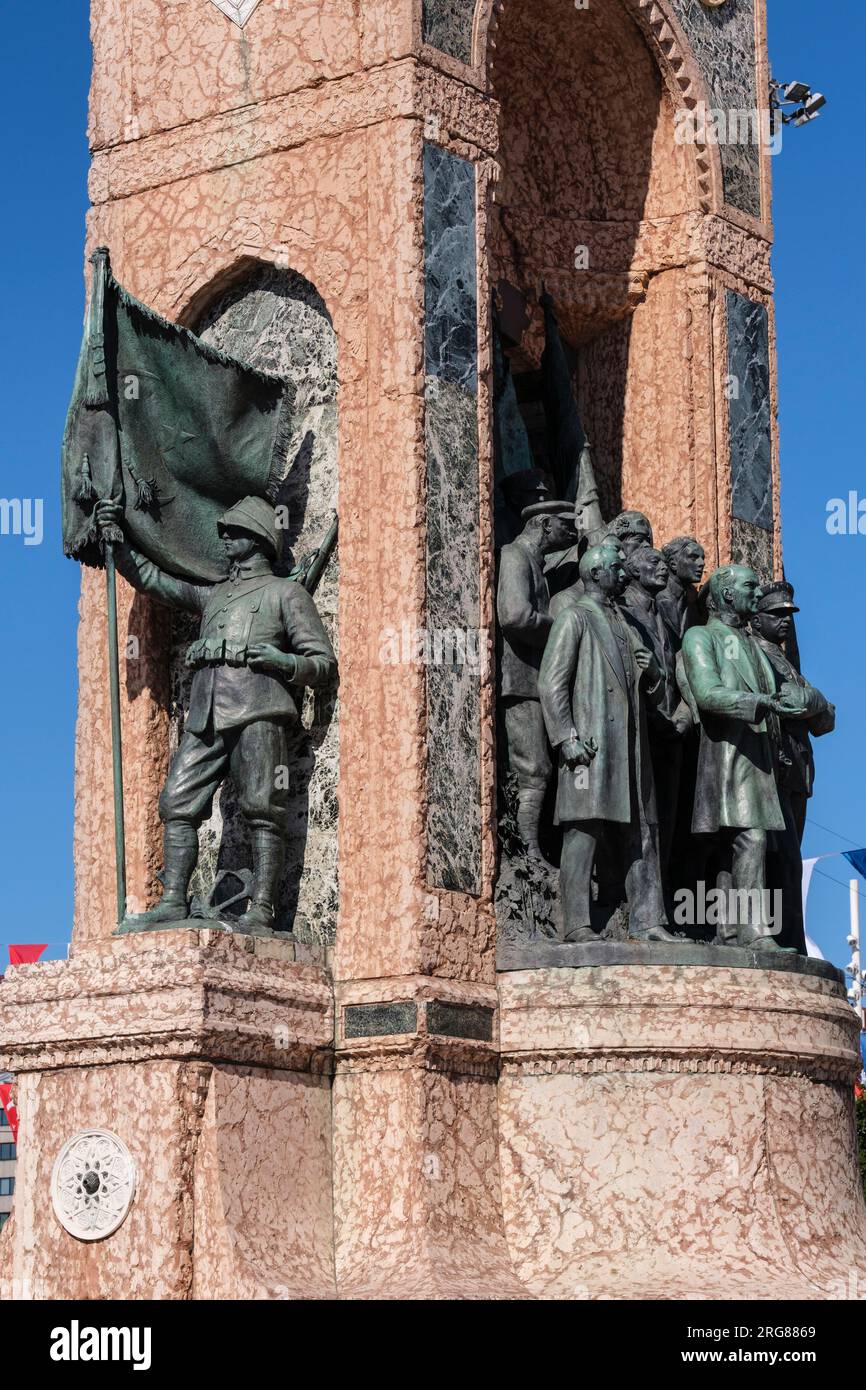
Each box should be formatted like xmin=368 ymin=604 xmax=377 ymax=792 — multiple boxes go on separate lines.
xmin=0 ymin=1 xmax=862 ymax=968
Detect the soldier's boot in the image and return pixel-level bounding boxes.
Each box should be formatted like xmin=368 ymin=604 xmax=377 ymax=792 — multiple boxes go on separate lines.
xmin=238 ymin=827 xmax=285 ymax=934
xmin=124 ymin=821 xmax=197 ymax=926
xmin=517 ymin=789 xmax=548 ymax=860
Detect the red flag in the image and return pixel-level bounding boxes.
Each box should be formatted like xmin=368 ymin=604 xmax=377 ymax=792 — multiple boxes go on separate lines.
xmin=9 ymin=944 xmax=47 ymax=966
xmin=0 ymin=1084 xmax=18 ymax=1143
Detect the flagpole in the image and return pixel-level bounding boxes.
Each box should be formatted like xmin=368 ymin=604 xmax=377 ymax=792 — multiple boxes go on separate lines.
xmin=105 ymin=541 xmax=127 ymax=924
xmin=847 ymin=879 xmax=862 ymax=1018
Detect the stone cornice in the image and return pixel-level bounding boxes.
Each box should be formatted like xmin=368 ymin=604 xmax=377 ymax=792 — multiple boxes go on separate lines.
xmin=0 ymin=933 xmax=334 ymax=1076
xmin=89 ymin=59 xmax=499 ymax=206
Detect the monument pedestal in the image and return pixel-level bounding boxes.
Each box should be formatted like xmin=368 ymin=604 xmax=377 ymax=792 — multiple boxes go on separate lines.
xmin=497 ymin=957 xmax=866 ymax=1300
xmin=3 ymin=941 xmax=865 ymax=1299
xmin=0 ymin=933 xmax=336 ymax=1300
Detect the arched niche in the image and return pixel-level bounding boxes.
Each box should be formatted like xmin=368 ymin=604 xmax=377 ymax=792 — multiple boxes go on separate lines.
xmin=167 ymin=260 xmax=340 ymax=949
xmin=487 ymin=0 xmax=710 ymax=539
xmin=489 ymin=0 xmax=716 ymax=946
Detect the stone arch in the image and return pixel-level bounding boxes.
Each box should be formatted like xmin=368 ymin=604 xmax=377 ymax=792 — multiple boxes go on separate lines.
xmin=488 ymin=0 xmax=729 ymax=944
xmin=473 ymin=0 xmax=723 ymax=215
xmin=167 ymin=259 xmax=340 ymax=950
xmin=486 ymin=0 xmax=717 ymax=525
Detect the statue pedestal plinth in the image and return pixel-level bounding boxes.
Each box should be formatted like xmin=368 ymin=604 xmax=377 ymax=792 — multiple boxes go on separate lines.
xmin=0 ymin=932 xmax=336 ymax=1300
xmin=3 ymin=939 xmax=864 ymax=1300
xmin=497 ymin=959 xmax=866 ymax=1299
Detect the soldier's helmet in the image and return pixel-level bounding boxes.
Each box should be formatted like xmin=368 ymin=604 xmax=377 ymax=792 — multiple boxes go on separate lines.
xmin=217 ymin=496 xmax=283 ymax=562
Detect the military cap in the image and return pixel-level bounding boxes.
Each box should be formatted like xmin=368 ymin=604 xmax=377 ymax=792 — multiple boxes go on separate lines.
xmin=521 ymin=499 xmax=576 ymax=522
xmin=756 ymin=580 xmax=799 ymax=614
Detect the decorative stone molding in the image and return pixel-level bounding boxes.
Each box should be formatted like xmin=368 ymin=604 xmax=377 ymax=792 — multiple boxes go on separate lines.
xmin=500 ymin=1050 xmax=860 ymax=1085
xmin=89 ymin=61 xmax=498 ymax=199
xmin=336 ymin=1037 xmax=500 ymax=1079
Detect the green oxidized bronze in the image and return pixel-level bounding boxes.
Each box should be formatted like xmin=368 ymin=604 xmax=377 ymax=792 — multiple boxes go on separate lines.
xmin=62 ymin=248 xmax=338 ymax=936
xmin=96 ymin=495 xmax=336 ymax=936
xmin=494 ymin=289 xmax=836 ymax=962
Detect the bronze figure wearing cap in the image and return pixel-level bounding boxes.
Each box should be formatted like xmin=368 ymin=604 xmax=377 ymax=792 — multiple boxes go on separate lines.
xmin=95 ymin=496 xmax=336 ymax=934
xmin=497 ymin=498 xmax=577 ymax=857
xmin=751 ymin=580 xmax=836 ymax=951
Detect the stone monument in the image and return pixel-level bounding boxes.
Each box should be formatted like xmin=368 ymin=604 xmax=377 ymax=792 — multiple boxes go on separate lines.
xmin=1 ymin=0 xmax=864 ymax=1301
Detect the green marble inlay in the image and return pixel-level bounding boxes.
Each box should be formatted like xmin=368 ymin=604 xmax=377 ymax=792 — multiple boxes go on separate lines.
xmin=423 ymin=0 xmax=474 ymax=65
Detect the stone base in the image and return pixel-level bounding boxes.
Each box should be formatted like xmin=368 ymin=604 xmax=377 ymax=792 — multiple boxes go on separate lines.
xmin=0 ymin=932 xmax=336 ymax=1300
xmin=0 ymin=934 xmax=523 ymax=1301
xmin=497 ymin=963 xmax=866 ymax=1299
xmin=113 ymin=914 xmax=322 ymax=960
xmin=498 ymin=938 xmax=845 ymax=982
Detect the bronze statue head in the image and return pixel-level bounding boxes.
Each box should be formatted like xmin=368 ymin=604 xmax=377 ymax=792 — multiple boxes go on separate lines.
xmin=707 ymin=564 xmax=763 ymax=619
xmin=752 ymin=580 xmax=799 ymax=646
xmin=521 ymin=499 xmax=577 ymax=554
xmin=606 ymin=510 xmax=654 ymax=557
xmin=580 ymin=540 xmax=628 ymax=598
xmin=626 ymin=546 xmax=669 ymax=595
xmin=662 ymin=536 xmax=706 ymax=586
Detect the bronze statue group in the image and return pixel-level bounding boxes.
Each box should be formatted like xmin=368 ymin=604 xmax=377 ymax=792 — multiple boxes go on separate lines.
xmin=496 ymin=300 xmax=834 ymax=956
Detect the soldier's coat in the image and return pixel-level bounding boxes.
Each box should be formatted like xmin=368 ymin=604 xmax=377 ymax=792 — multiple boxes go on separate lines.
xmin=115 ymin=547 xmax=336 ymax=734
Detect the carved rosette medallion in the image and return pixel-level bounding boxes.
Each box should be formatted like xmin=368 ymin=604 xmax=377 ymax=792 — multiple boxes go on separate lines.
xmin=208 ymin=0 xmax=263 ymax=27
xmin=51 ymin=1130 xmax=137 ymax=1241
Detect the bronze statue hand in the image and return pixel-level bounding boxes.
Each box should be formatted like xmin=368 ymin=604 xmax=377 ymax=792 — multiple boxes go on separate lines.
xmin=562 ymin=735 xmax=598 ymax=769
xmin=633 ymin=647 xmax=653 ymax=672
xmin=247 ymin=643 xmax=292 ymax=675
xmin=95 ymin=499 xmax=124 ymax=535
xmin=770 ymin=694 xmax=806 ymax=718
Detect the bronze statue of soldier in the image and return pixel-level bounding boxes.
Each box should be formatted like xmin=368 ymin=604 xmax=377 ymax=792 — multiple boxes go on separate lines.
xmin=679 ymin=565 xmax=803 ymax=952
xmin=751 ymin=580 xmax=835 ymax=952
xmin=497 ymin=499 xmax=577 ymax=858
xmin=538 ymin=540 xmax=679 ymax=943
xmin=96 ymin=496 xmax=337 ymax=934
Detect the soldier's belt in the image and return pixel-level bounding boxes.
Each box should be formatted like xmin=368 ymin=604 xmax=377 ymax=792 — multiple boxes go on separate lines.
xmin=186 ymin=638 xmax=251 ymax=670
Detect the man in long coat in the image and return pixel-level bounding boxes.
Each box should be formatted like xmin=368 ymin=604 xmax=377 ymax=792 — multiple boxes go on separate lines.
xmin=538 ymin=540 xmax=679 ymax=943
xmin=620 ymin=546 xmax=692 ymax=890
xmin=679 ymin=565 xmax=801 ymax=951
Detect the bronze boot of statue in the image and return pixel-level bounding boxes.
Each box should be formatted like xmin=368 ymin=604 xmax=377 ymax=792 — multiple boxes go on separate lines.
xmin=516 ymin=787 xmax=548 ymax=860
xmin=239 ymin=827 xmax=285 ymax=934
xmin=124 ymin=821 xmax=197 ymax=927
